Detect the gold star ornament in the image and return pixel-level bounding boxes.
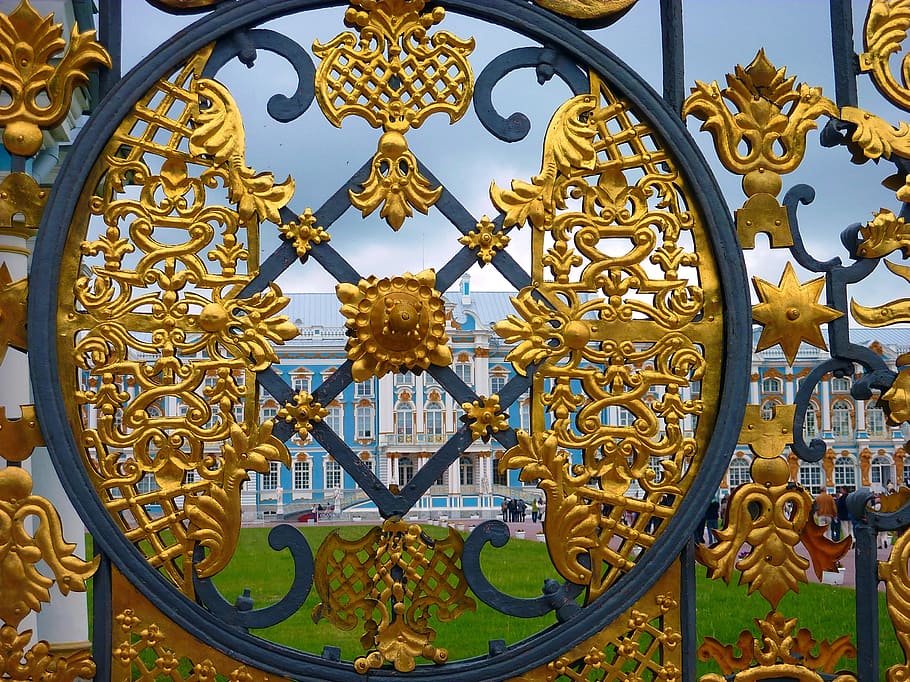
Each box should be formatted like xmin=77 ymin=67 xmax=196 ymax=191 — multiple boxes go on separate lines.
xmin=751 ymin=262 xmax=842 ymax=365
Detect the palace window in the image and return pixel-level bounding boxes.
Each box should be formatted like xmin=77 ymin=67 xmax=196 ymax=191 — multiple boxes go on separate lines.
xmin=867 ymin=406 xmax=886 ymax=438
xmin=834 ymin=455 xmax=856 ymax=488
xmin=396 ymin=401 xmax=414 ymax=440
xmin=326 ymin=404 xmax=343 ymax=434
xmin=261 ymin=403 xmax=278 ymax=420
xmin=871 ymin=455 xmax=894 ymax=488
xmin=799 ymin=461 xmax=822 ymax=494
xmin=460 ymin=456 xmax=475 ymax=486
xmin=727 ymin=457 xmax=751 ymax=488
xmin=291 ymin=374 xmax=311 ymax=394
xmin=394 ymin=372 xmax=413 ymax=387
xmin=455 ymin=361 xmax=473 ymax=385
xmin=519 ymin=401 xmax=530 ymax=431
xmin=261 ymin=461 xmax=280 ymax=490
xmin=355 ymin=379 xmax=373 ymax=398
xmin=804 ymin=402 xmax=818 ymax=439
xmin=761 ymin=399 xmax=781 ymax=421
xmin=761 ymin=376 xmax=783 ymax=393
xmin=831 ymin=376 xmax=851 ymax=393
xmin=355 ymin=405 xmax=374 ymax=439
xmin=831 ymin=400 xmax=853 ymax=440
xmin=425 ymin=402 xmax=444 ymax=437
xmin=325 ymin=460 xmax=342 ymax=489
xmin=293 ymin=460 xmax=311 ymax=490
xmin=398 ymin=457 xmax=414 ymax=485
xmin=491 ymin=373 xmax=507 ymax=395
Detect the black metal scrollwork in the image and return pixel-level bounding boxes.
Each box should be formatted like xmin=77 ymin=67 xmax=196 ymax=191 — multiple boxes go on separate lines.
xmin=462 ymin=521 xmax=583 ymax=622
xmin=473 ymin=46 xmax=588 ymax=142
xmin=193 ymin=524 xmax=315 ymax=631
xmin=203 ymin=28 xmax=316 ymax=123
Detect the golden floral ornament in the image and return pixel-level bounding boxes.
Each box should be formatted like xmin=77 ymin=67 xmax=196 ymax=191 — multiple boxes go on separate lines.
xmin=0 ymin=466 xmax=98 ymax=628
xmin=880 ymin=519 xmax=910 ymax=681
xmin=0 ymin=0 xmax=111 ymax=157
xmin=698 ymin=610 xmax=857 ymax=680
xmin=752 ymin=262 xmax=843 ymax=366
xmin=855 ymin=208 xmax=910 ymax=258
xmin=195 ymin=285 xmax=299 ymax=372
xmin=0 ymin=262 xmax=27 ymax=364
xmin=337 ymin=269 xmax=452 ymax=382
xmin=682 ymin=50 xmax=837 ymax=248
xmin=459 ymin=215 xmax=510 ymax=264
xmin=461 ymin=395 xmax=510 ymax=442
xmin=0 ymin=625 xmax=95 ymax=681
xmin=859 ymin=0 xmax=910 ymax=111
xmin=278 ymin=208 xmax=330 ymax=258
xmin=850 ymin=258 xmax=910 ymax=327
xmin=277 ymin=391 xmax=328 ymax=438
xmin=312 ymin=519 xmax=475 ymax=673
xmin=531 ymin=0 xmax=638 ymax=21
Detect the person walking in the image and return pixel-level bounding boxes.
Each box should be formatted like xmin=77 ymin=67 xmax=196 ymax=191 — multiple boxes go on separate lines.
xmin=531 ymin=498 xmax=539 ymax=523
xmin=815 ymin=489 xmax=838 ymax=541
xmin=836 ymin=487 xmax=852 ymax=543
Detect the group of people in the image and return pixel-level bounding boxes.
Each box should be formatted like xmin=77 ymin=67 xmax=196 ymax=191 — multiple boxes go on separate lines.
xmin=694 ymin=495 xmax=728 ymax=544
xmin=501 ymin=497 xmax=546 ymax=523
xmin=816 ymin=483 xmax=898 ymax=548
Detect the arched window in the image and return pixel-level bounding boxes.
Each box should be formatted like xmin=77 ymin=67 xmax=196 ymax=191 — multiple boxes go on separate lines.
xmin=355 ymin=379 xmax=373 ymax=397
xmin=804 ymin=401 xmax=818 ymax=439
xmin=291 ymin=372 xmax=311 ymax=394
xmin=396 ymin=401 xmax=414 ymax=441
xmin=834 ymin=455 xmax=856 ymax=489
xmin=831 ymin=400 xmax=853 ymax=440
xmin=425 ymin=401 xmax=444 ymax=439
xmin=326 ymin=404 xmax=343 ymax=433
xmin=761 ymin=399 xmax=781 ymax=421
xmin=490 ymin=372 xmax=507 ymax=395
xmin=867 ymin=406 xmax=886 ymax=438
xmin=460 ymin=456 xmax=475 ymax=486
xmin=728 ymin=457 xmax=751 ymax=488
xmin=261 ymin=402 xmax=278 ymax=420
xmin=799 ymin=461 xmax=822 ymax=494
xmin=761 ymin=376 xmax=782 ymax=393
xmin=398 ymin=457 xmax=414 ymax=484
xmin=394 ymin=372 xmax=413 ymax=387
xmin=455 ymin=360 xmax=473 ymax=385
xmin=871 ymin=455 xmax=895 ymax=489
xmin=831 ymin=376 xmax=851 ymax=393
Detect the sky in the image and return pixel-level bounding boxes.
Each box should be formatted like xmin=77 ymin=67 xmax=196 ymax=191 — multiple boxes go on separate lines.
xmin=104 ymin=1 xmax=907 ymax=319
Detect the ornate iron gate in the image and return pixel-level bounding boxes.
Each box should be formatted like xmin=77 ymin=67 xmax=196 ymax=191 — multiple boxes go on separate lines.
xmin=3 ymin=0 xmax=910 ymax=679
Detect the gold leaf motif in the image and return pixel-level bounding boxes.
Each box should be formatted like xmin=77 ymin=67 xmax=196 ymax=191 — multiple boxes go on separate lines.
xmin=683 ymin=50 xmax=837 ymax=247
xmin=860 ymin=0 xmax=910 ymax=112
xmin=0 ymin=172 xmax=47 ymax=232
xmin=851 ymin=259 xmax=910 ymax=326
xmin=0 ymin=264 xmax=27 ymax=363
xmin=461 ymin=395 xmax=509 ymax=442
xmin=880 ymin=523 xmax=910 ymax=680
xmin=312 ymin=519 xmax=475 ymax=673
xmin=0 ymin=624 xmax=96 ymax=681
xmin=349 ymin=131 xmax=442 ymax=230
xmin=856 ymin=208 xmax=910 ymax=258
xmin=337 ymin=269 xmax=452 ymax=381
xmin=0 ymin=467 xmax=98 ymax=627
xmin=459 ymin=215 xmax=510 ymax=264
xmin=738 ymin=403 xmax=796 ymax=459
xmin=752 ymin=262 xmax=843 ymax=366
xmin=698 ymin=611 xmax=857 ymax=680
xmin=531 ymin=0 xmax=638 ymax=21
xmin=0 ymin=404 xmax=43 ymax=463
xmin=189 ymin=78 xmax=295 ymax=225
xmin=278 ymin=208 xmax=330 ymax=258
xmin=0 ymin=0 xmax=111 ymax=156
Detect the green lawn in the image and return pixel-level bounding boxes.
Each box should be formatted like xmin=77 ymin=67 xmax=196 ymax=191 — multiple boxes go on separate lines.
xmin=89 ymin=527 xmax=903 ymax=675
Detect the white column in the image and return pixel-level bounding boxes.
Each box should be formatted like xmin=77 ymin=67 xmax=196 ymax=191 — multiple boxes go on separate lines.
xmin=856 ymin=399 xmax=866 ymax=432
xmin=750 ymin=368 xmax=760 ymax=404
xmin=821 ymin=380 xmax=832 ymax=432
xmin=785 ymin=373 xmax=794 ymax=403
xmin=378 ymin=375 xmax=393 ymax=434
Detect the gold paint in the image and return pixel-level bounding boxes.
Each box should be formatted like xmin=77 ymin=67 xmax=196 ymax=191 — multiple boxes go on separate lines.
xmin=0 ymin=0 xmax=111 ymax=157
xmin=459 ymin=215 xmax=510 ymax=264
xmin=860 ymin=0 xmax=910 ymax=112
xmin=510 ymin=561 xmax=681 ymax=681
xmin=683 ymin=50 xmax=837 ymax=247
xmin=856 ymin=209 xmax=910 ymax=258
xmin=189 ymin=78 xmax=296 ymax=225
xmin=0 ymin=264 xmax=27 ymax=362
xmin=880 ymin=520 xmax=910 ymax=680
xmin=739 ymin=403 xmax=796 ymax=459
xmin=851 ymin=259 xmax=910 ymax=326
xmin=313 ymin=0 xmax=474 ymax=229
xmin=277 ymin=390 xmax=328 ymax=438
xmin=494 ymin=74 xmax=722 ymax=600
xmin=697 ymin=451 xmax=849 ymax=611
xmin=312 ymin=519 xmax=476 ymax=673
xmin=0 ymin=625 xmax=95 ymax=681
xmin=337 ymin=269 xmax=452 ymax=382
xmin=0 ymin=405 xmax=43 ymax=463
xmin=698 ymin=611 xmax=856 ymax=681
xmin=0 ymin=466 xmax=98 ymax=628
xmin=752 ymin=262 xmax=842 ymax=366
xmin=110 ymin=567 xmax=292 ymax=681
xmin=531 ymin=0 xmax=638 ymax=21
xmin=279 ymin=208 xmax=330 ymax=258
xmin=461 ymin=395 xmax=509 ymax=442
xmin=0 ymin=172 xmax=47 ymax=233
xmin=54 ymin=48 xmax=295 ymax=591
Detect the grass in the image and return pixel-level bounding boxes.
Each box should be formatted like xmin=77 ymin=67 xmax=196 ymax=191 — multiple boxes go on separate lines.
xmin=89 ymin=527 xmax=903 ymax=675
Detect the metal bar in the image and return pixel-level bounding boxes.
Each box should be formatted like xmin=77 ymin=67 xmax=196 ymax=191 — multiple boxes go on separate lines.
xmin=660 ymin=0 xmax=684 ymax=112
xmin=830 ymin=0 xmax=858 ymax=108
xmin=98 ymin=0 xmax=122 ymax=100
xmin=92 ymin=551 xmax=112 ymax=682
xmin=680 ymin=540 xmax=697 ymax=682
xmin=853 ymin=519 xmax=880 ymax=680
